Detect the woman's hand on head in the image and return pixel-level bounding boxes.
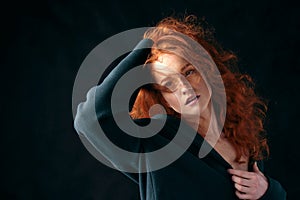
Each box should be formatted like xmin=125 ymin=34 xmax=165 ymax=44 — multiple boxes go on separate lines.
xmin=227 ymin=162 xmax=268 ymax=200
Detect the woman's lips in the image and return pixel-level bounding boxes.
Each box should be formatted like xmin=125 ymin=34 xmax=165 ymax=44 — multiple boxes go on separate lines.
xmin=185 ymin=95 xmax=200 ymax=105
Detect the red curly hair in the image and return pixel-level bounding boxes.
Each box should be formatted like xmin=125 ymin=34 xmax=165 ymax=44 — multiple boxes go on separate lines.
xmin=130 ymin=15 xmax=269 ymax=162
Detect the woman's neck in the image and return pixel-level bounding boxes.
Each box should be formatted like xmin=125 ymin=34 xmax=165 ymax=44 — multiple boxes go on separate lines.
xmin=184 ymin=100 xmax=224 ymax=147
xmin=183 ymin=101 xmax=212 ymax=137
xmin=197 ymin=106 xmax=211 ymax=137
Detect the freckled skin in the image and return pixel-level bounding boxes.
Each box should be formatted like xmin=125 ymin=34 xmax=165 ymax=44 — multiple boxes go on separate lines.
xmin=151 ymin=53 xmax=211 ymax=118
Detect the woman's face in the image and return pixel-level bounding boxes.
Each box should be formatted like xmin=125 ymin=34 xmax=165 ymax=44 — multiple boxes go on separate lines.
xmin=151 ymin=53 xmax=211 ymax=117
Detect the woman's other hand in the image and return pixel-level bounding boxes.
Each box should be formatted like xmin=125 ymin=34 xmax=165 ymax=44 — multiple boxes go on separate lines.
xmin=227 ymin=162 xmax=268 ymax=199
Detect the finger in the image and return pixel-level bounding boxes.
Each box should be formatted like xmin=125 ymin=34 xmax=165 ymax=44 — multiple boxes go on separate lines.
xmin=235 ymin=190 xmax=253 ymax=200
xmin=253 ymin=162 xmax=265 ymax=177
xmin=253 ymin=161 xmax=260 ymax=173
xmin=231 ymin=175 xmax=255 ymax=187
xmin=227 ymin=169 xmax=254 ymax=179
xmin=234 ymin=182 xmax=252 ymax=194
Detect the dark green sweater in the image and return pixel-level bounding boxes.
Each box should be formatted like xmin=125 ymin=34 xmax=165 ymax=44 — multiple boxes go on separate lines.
xmin=74 ymin=39 xmax=286 ymax=199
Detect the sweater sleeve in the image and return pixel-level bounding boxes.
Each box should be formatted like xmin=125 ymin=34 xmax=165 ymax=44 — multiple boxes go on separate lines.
xmin=258 ymin=175 xmax=286 ymax=200
xmin=94 ymin=38 xmax=153 ymax=119
xmin=73 ymin=39 xmax=153 ymax=175
xmin=256 ymin=161 xmax=287 ymax=199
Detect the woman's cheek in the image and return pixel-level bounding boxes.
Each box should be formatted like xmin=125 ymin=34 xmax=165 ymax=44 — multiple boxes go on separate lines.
xmin=163 ymin=93 xmax=181 ymax=113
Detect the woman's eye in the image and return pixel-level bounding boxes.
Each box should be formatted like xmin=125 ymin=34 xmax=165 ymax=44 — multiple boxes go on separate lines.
xmin=163 ymin=81 xmax=172 ymax=87
xmin=185 ymin=69 xmax=195 ymax=76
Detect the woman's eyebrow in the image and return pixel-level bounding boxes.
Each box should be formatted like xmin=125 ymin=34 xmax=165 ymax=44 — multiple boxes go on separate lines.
xmin=160 ymin=77 xmax=172 ymax=84
xmin=180 ymin=63 xmax=191 ymax=72
xmin=159 ymin=64 xmax=190 ymax=84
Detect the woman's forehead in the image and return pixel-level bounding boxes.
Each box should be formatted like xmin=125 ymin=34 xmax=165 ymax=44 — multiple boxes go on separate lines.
xmin=156 ymin=53 xmax=186 ymax=65
xmin=152 ymin=54 xmax=188 ymax=73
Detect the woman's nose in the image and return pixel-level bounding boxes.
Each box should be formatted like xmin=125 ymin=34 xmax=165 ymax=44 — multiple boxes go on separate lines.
xmin=178 ymin=79 xmax=192 ymax=95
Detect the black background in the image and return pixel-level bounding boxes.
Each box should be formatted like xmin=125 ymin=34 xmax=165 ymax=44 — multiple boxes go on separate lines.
xmin=1 ymin=0 xmax=299 ymax=199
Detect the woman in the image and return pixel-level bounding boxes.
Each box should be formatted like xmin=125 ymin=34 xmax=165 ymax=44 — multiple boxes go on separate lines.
xmin=74 ymin=15 xmax=286 ymax=199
